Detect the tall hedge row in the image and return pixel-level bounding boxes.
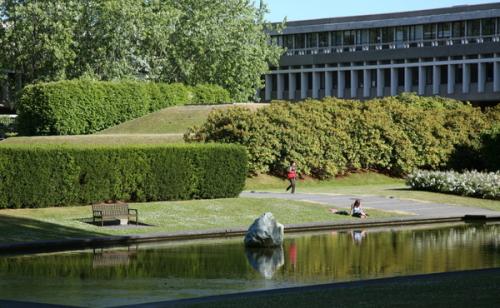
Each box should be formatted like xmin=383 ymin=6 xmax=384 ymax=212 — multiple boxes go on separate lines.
xmin=0 ymin=144 xmax=247 ymax=209
xmin=186 ymin=94 xmax=499 ymax=178
xmin=16 ymin=80 xmax=231 ymax=136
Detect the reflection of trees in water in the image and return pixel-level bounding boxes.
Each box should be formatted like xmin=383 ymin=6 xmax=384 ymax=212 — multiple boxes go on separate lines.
xmin=0 ymin=224 xmax=498 ymax=281
xmin=245 ymin=247 xmax=284 ymax=279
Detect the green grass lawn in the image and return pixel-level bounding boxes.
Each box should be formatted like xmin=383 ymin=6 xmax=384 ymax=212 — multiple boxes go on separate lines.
xmin=0 ymin=197 xmax=398 ymax=244
xmin=0 ymin=134 xmax=184 ymax=145
xmin=246 ymin=173 xmax=500 ymax=211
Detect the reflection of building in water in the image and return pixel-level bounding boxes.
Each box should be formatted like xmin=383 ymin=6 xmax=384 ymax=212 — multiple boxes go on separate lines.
xmin=92 ymin=246 xmax=138 ymax=268
xmin=245 ymin=247 xmax=284 ymax=279
xmin=352 ymin=230 xmax=367 ymax=244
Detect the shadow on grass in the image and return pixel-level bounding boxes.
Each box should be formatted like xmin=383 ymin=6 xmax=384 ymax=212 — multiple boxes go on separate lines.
xmin=0 ymin=215 xmax=106 ymax=244
xmin=76 ymin=218 xmax=154 ymax=227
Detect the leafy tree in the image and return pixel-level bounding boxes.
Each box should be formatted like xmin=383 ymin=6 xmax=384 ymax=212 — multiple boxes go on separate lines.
xmin=1 ymin=0 xmax=282 ymax=101
xmin=0 ymin=0 xmax=80 ymax=83
xmin=165 ymin=0 xmax=283 ymax=101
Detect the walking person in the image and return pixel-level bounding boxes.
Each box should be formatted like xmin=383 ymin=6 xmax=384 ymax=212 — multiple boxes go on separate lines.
xmin=286 ymin=161 xmax=297 ymax=194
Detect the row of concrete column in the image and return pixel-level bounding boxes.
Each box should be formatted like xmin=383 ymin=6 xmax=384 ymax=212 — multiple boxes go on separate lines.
xmin=265 ymin=59 xmax=500 ymax=100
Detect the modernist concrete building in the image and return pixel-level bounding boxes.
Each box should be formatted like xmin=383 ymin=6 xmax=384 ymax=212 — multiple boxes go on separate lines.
xmin=264 ymin=3 xmax=500 ymax=104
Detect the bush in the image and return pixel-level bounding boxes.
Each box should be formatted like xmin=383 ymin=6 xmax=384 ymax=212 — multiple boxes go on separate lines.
xmin=16 ymin=80 xmax=229 ymax=136
xmin=185 ymin=94 xmax=495 ymax=178
xmin=0 ymin=116 xmax=16 ymax=139
xmin=190 ymin=84 xmax=231 ymax=105
xmin=406 ymin=170 xmax=499 ymax=200
xmin=0 ymin=144 xmax=247 ymax=209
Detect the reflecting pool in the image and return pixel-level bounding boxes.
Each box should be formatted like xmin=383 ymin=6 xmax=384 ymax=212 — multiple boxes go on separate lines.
xmin=0 ymin=223 xmax=499 ymax=307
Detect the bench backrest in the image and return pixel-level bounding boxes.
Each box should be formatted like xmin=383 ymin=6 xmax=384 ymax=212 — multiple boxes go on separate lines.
xmin=92 ymin=203 xmax=129 ymax=216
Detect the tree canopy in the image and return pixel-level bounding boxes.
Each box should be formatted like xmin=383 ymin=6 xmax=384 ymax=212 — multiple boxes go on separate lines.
xmin=0 ymin=0 xmax=283 ymax=101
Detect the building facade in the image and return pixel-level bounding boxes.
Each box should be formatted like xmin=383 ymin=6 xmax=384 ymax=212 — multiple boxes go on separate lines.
xmin=264 ymin=3 xmax=500 ymax=104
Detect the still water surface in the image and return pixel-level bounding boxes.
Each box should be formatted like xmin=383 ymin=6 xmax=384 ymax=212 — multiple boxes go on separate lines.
xmin=0 ymin=223 xmax=499 ymax=307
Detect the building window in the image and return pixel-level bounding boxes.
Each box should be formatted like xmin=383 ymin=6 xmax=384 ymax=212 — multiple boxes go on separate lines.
xmin=295 ymin=34 xmax=306 ymax=49
xmin=381 ymin=27 xmax=393 ymax=44
xmin=437 ymin=23 xmax=451 ymax=38
xmin=467 ymin=19 xmax=481 ymax=37
xmin=409 ymin=25 xmax=423 ymax=41
xmin=332 ymin=31 xmax=342 ymax=47
xmin=395 ymin=27 xmax=408 ymax=43
xmin=343 ymin=30 xmax=355 ymax=46
xmin=307 ymin=33 xmax=318 ymax=48
xmin=482 ymin=18 xmax=496 ymax=36
xmin=452 ymin=21 xmax=465 ymax=37
xmin=369 ymin=28 xmax=381 ymax=44
xmin=423 ymin=24 xmax=436 ymax=40
xmin=284 ymin=35 xmax=294 ymax=49
xmin=318 ymin=32 xmax=329 ymax=47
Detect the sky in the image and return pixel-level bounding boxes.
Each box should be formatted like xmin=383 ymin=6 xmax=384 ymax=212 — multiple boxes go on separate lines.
xmin=263 ymin=0 xmax=497 ymax=22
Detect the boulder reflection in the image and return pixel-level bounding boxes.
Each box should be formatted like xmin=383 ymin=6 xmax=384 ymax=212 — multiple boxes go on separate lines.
xmin=245 ymin=246 xmax=284 ymax=279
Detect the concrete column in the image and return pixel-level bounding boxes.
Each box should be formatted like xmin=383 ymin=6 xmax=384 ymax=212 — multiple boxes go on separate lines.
xmin=418 ymin=64 xmax=426 ymax=95
xmin=277 ymin=73 xmax=285 ymax=100
xmin=404 ymin=66 xmax=412 ymax=92
xmin=300 ymin=71 xmax=308 ymax=99
xmin=462 ymin=63 xmax=470 ymax=94
xmin=351 ymin=69 xmax=358 ymax=98
xmin=288 ymin=72 xmax=296 ymax=100
xmin=432 ymin=64 xmax=441 ymax=95
xmin=265 ymin=74 xmax=272 ymax=101
xmin=478 ymin=62 xmax=486 ymax=93
xmin=312 ymin=71 xmax=320 ymax=99
xmin=337 ymin=70 xmax=345 ymax=98
xmin=390 ymin=66 xmax=398 ymax=96
xmin=447 ymin=63 xmax=455 ymax=94
xmin=377 ymin=65 xmax=384 ymax=97
xmin=325 ymin=71 xmax=333 ymax=97
xmin=494 ymin=57 xmax=500 ymax=92
xmin=363 ymin=68 xmax=371 ymax=98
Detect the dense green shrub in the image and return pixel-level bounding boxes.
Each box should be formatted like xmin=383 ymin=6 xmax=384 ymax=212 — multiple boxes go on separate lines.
xmin=406 ymin=170 xmax=499 ymax=200
xmin=186 ymin=94 xmax=497 ymax=178
xmin=16 ymin=80 xmax=229 ymax=136
xmin=0 ymin=144 xmax=247 ymax=209
xmin=190 ymin=84 xmax=231 ymax=105
xmin=480 ymin=126 xmax=500 ymax=171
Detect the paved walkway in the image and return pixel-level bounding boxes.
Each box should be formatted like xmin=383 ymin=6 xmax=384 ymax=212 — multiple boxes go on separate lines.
xmin=241 ymin=191 xmax=500 ymax=218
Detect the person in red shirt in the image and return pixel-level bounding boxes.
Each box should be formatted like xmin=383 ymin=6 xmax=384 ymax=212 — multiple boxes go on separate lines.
xmin=286 ymin=161 xmax=297 ymax=194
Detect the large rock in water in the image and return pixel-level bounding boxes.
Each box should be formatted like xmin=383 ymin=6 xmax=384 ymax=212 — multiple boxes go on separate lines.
xmin=244 ymin=212 xmax=284 ymax=247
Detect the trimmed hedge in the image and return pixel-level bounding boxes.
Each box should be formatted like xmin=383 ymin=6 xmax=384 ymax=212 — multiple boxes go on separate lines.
xmin=186 ymin=94 xmax=498 ymax=178
xmin=0 ymin=144 xmax=247 ymax=209
xmin=190 ymin=84 xmax=231 ymax=105
xmin=16 ymin=80 xmax=231 ymax=136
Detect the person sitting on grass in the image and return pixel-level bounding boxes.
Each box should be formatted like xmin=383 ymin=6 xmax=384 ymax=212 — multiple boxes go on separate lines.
xmin=350 ymin=199 xmax=367 ymax=218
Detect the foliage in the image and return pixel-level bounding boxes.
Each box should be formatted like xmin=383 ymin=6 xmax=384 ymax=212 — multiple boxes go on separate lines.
xmin=190 ymin=84 xmax=231 ymax=105
xmin=0 ymin=115 xmax=16 ymax=138
xmin=17 ymin=80 xmax=214 ymax=135
xmin=0 ymin=0 xmax=283 ymax=102
xmin=0 ymin=143 xmax=247 ymax=209
xmin=448 ymin=125 xmax=500 ymax=172
xmin=406 ymin=170 xmax=500 ymax=200
xmin=185 ymin=94 xmax=496 ymax=178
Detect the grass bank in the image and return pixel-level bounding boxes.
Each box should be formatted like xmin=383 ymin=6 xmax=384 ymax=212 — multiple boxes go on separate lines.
xmin=246 ymin=173 xmax=500 ymax=211
xmin=0 ymin=197 xmax=398 ymax=244
xmin=99 ymin=103 xmax=265 ymax=135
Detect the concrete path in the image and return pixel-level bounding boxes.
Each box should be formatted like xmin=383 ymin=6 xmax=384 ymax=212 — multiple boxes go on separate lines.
xmin=241 ymin=191 xmax=500 ymax=218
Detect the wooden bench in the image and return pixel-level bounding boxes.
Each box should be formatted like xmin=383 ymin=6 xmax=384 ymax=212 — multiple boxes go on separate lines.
xmin=92 ymin=203 xmax=138 ymax=226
